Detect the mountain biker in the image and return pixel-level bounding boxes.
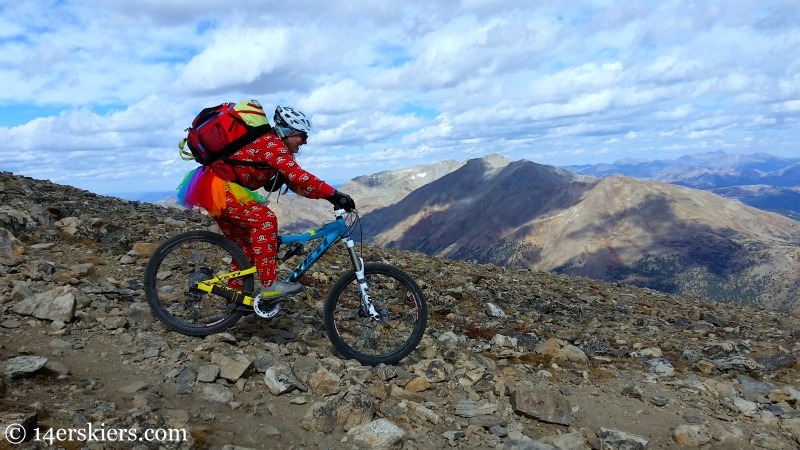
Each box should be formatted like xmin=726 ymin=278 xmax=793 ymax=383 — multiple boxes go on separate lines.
xmin=177 ymin=106 xmax=355 ymax=298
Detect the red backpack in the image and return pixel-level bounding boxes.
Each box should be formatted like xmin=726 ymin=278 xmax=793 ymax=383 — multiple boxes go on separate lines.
xmin=179 ymin=100 xmax=274 ymax=166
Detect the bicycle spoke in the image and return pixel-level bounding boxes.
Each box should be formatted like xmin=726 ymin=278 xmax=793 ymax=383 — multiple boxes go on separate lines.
xmin=325 ymin=263 xmax=427 ymax=366
xmin=144 ymin=231 xmax=254 ymax=336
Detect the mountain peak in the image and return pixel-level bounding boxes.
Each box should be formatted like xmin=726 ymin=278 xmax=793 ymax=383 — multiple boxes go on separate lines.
xmin=481 ymin=153 xmax=512 ymax=169
xmin=363 ymin=160 xmax=800 ymax=310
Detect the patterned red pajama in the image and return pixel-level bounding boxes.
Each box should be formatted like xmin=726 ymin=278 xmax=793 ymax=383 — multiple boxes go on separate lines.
xmin=214 ymin=190 xmax=278 ymax=289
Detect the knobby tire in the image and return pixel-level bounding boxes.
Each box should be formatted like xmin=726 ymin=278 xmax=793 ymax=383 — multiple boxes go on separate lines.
xmin=143 ymin=230 xmax=254 ymax=336
xmin=323 ymin=263 xmax=427 ymax=366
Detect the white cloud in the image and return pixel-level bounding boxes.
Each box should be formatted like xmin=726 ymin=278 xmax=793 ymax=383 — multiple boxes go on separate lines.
xmin=303 ymin=80 xmax=382 ymax=114
xmin=774 ymin=100 xmax=800 ymax=113
xmin=641 ymin=54 xmax=709 ymax=84
xmin=0 ymin=0 xmax=798 ymax=196
xmin=175 ymin=27 xmax=291 ymax=93
xmin=655 ymin=106 xmax=693 ymax=120
xmin=402 ymin=118 xmax=454 ymax=145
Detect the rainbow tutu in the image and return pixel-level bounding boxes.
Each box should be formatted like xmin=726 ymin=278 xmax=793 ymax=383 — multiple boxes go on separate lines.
xmin=176 ymin=167 xmax=264 ymax=216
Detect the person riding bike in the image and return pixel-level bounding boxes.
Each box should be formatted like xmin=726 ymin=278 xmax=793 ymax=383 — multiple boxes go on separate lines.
xmin=177 ymin=105 xmax=355 ymax=298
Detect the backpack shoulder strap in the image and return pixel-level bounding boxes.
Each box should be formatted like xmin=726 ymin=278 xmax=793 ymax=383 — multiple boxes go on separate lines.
xmin=216 ymin=123 xmax=278 ymax=170
xmin=227 ymin=124 xmax=275 ymax=151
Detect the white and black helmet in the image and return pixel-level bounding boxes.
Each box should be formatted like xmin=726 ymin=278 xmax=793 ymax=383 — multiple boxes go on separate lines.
xmin=274 ymin=106 xmax=312 ymax=134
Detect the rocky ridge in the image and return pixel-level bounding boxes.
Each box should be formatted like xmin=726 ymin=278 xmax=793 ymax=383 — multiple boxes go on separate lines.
xmin=363 ymin=157 xmax=800 ymax=311
xmin=2 ymin=171 xmax=800 ymax=449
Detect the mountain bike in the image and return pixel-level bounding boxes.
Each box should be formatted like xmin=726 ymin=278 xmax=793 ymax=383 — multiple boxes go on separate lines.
xmin=143 ymin=209 xmax=427 ymax=366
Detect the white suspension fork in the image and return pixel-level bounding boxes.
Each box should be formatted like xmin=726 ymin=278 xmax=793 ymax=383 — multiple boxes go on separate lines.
xmin=344 ymin=237 xmax=380 ymax=319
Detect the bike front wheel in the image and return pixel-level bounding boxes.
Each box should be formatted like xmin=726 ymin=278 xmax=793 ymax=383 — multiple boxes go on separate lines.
xmin=324 ymin=263 xmax=427 ymax=366
xmin=143 ymin=230 xmax=254 ymax=336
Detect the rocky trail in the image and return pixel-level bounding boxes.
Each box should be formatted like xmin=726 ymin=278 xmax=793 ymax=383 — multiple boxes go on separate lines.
xmin=2 ymin=171 xmax=800 ymax=450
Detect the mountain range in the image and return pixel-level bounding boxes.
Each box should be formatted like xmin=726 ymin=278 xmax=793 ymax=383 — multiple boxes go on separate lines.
xmin=143 ymin=151 xmax=800 ymax=310
xmin=564 ymin=150 xmax=800 ymax=220
xmin=359 ymin=154 xmax=800 ymax=311
xmin=563 ymin=150 xmax=800 ymax=187
xmin=252 ymin=159 xmax=466 ymax=233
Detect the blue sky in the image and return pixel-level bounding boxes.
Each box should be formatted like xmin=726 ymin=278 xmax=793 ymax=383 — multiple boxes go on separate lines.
xmin=1 ymin=1 xmax=799 ymax=197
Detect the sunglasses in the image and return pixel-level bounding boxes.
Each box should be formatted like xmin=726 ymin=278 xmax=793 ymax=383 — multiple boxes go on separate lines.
xmin=286 ymin=130 xmax=307 ymax=138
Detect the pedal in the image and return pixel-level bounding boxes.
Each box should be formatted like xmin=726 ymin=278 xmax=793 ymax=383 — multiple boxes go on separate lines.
xmin=252 ymin=293 xmax=283 ymax=319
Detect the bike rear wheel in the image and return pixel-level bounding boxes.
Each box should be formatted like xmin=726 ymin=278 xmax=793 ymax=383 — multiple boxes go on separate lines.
xmin=144 ymin=230 xmax=254 ymax=336
xmin=324 ymin=263 xmax=427 ymax=366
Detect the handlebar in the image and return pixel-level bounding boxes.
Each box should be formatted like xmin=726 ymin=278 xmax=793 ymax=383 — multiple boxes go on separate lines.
xmin=333 ymin=208 xmax=356 ymax=218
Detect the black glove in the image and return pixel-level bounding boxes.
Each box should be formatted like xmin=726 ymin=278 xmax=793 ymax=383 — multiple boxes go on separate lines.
xmin=327 ymin=190 xmax=356 ymax=212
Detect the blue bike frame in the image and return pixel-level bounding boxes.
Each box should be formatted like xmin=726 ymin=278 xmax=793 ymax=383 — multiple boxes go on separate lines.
xmin=279 ymin=215 xmax=349 ymax=283
xmin=195 ymin=209 xmax=380 ymax=321
xmin=277 ymin=209 xmax=379 ymax=320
